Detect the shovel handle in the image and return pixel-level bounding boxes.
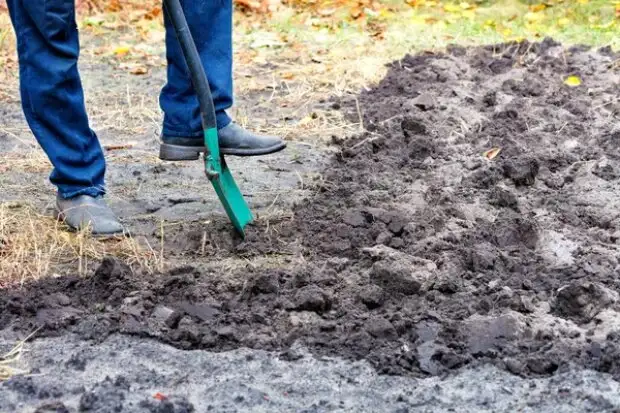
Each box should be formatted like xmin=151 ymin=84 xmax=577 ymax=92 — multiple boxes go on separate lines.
xmin=163 ymin=0 xmax=218 ymax=132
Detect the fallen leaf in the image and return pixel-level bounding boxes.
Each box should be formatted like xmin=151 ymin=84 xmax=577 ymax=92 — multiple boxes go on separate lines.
xmin=444 ymin=3 xmax=461 ymax=13
xmin=143 ymin=6 xmax=162 ymax=20
xmin=154 ymin=392 xmax=167 ymax=401
xmin=524 ymin=11 xmax=545 ymax=23
xmin=350 ymin=6 xmax=363 ymax=19
xmin=558 ymin=17 xmax=570 ymax=26
xmin=462 ymin=9 xmax=476 ymax=19
xmin=130 ymin=66 xmax=149 ymax=75
xmin=591 ymin=20 xmax=615 ymax=30
xmin=113 ymin=45 xmax=131 ymax=57
xmin=529 ymin=3 xmax=547 ymax=12
xmin=106 ymin=0 xmax=122 ymax=12
xmin=317 ymin=8 xmax=336 ymax=16
xmin=564 ymin=75 xmax=582 ymax=87
xmin=483 ymin=147 xmax=501 ymax=160
xmin=83 ymin=16 xmax=105 ymax=26
xmin=500 ymin=27 xmax=513 ymax=37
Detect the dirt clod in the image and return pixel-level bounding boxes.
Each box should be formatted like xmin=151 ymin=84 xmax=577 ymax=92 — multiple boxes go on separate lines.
xmin=293 ymin=285 xmax=332 ymax=313
xmin=358 ymin=285 xmax=385 ymax=309
xmin=503 ymin=157 xmax=540 ymax=186
xmin=553 ymin=282 xmax=619 ymax=323
xmin=34 ymin=402 xmax=71 ymax=413
xmin=370 ymin=259 xmax=426 ymax=296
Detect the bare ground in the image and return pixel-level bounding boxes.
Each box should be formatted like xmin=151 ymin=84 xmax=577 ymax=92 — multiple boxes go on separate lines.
xmin=1 ymin=22 xmax=620 ymax=413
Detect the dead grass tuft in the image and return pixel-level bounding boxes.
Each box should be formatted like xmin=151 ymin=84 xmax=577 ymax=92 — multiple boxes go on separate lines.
xmin=0 ymin=329 xmax=37 ymax=382
xmin=0 ymin=202 xmax=162 ymax=286
xmin=0 ymin=151 xmax=51 ymax=174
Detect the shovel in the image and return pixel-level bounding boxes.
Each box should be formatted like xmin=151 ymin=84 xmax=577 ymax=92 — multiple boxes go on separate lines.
xmin=163 ymin=0 xmax=253 ymax=238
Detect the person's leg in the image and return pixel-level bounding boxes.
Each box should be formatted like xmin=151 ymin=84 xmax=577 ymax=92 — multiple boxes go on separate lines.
xmin=6 ymin=0 xmax=105 ymax=198
xmin=6 ymin=0 xmax=122 ymax=234
xmin=160 ymin=0 xmax=233 ymax=137
xmin=159 ymin=0 xmax=286 ymax=160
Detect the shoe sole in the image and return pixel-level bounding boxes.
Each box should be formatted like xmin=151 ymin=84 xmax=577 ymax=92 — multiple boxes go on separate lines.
xmin=158 ymin=142 xmax=287 ymax=161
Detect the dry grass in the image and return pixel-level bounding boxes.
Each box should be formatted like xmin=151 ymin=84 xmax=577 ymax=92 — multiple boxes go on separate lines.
xmin=86 ymin=86 xmax=162 ymax=136
xmin=0 ymin=151 xmax=51 ymax=174
xmin=0 ymin=202 xmax=162 ymax=286
xmin=0 ymin=329 xmax=37 ymax=382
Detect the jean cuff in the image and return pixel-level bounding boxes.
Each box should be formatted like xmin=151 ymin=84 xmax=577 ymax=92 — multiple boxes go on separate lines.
xmin=162 ymin=111 xmax=233 ymax=138
xmin=58 ymin=186 xmax=105 ymax=200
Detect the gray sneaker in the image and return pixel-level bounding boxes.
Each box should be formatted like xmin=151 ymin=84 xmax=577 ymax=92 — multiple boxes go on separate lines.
xmin=159 ymin=122 xmax=287 ymax=161
xmin=55 ymin=195 xmax=124 ymax=235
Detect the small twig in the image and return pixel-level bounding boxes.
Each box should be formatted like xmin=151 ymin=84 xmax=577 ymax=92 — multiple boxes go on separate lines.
xmin=295 ymin=170 xmax=304 ymax=190
xmin=354 ymin=97 xmax=364 ymax=132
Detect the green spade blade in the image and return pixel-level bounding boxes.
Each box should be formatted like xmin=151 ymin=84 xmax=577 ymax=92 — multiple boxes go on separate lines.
xmin=204 ymin=128 xmax=253 ymax=238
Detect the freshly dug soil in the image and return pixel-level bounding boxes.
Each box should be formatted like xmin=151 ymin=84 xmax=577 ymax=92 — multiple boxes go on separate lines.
xmin=2 ymin=39 xmax=620 ymax=382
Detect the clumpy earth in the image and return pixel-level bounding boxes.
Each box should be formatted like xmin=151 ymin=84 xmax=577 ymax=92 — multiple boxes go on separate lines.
xmin=2 ymin=39 xmax=620 ymax=411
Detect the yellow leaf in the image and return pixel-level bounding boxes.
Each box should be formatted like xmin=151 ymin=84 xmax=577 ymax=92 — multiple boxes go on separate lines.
xmin=564 ymin=75 xmax=582 ymax=87
xmin=592 ymin=20 xmax=615 ymax=29
xmin=460 ymin=2 xmax=472 ymax=9
xmin=530 ymin=3 xmax=546 ymax=12
xmin=558 ymin=17 xmax=570 ymax=26
xmin=462 ymin=9 xmax=476 ymax=19
xmin=483 ymin=147 xmax=501 ymax=160
xmin=411 ymin=15 xmax=428 ymax=25
xmin=113 ymin=45 xmax=131 ymax=56
xmin=525 ymin=12 xmax=545 ymax=23
xmin=444 ymin=4 xmax=461 ymax=13
xmin=577 ymin=0 xmax=589 ymax=3
xmin=378 ymin=8 xmax=393 ymax=19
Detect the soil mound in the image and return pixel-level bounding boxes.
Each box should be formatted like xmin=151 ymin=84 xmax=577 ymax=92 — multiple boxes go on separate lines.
xmin=2 ymin=39 xmax=620 ymax=379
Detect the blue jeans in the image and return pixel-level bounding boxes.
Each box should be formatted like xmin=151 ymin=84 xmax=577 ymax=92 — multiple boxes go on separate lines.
xmin=6 ymin=0 xmax=233 ymax=199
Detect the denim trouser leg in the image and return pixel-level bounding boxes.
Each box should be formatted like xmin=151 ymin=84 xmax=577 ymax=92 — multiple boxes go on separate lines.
xmin=160 ymin=0 xmax=234 ymax=138
xmin=6 ymin=0 xmax=106 ymax=199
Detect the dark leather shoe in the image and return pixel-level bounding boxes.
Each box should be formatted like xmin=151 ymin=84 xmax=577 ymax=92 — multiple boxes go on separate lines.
xmin=159 ymin=123 xmax=286 ymax=161
xmin=55 ymin=195 xmax=123 ymax=235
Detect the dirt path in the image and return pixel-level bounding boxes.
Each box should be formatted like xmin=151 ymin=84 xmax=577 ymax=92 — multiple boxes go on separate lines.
xmin=2 ymin=37 xmax=620 ymax=411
